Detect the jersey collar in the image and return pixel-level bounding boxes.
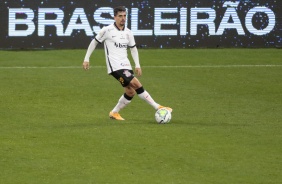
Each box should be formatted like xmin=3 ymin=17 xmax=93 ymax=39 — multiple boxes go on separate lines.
xmin=114 ymin=22 xmax=125 ymax=31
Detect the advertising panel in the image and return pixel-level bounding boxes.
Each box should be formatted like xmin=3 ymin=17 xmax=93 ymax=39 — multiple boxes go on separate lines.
xmin=0 ymin=0 xmax=280 ymax=49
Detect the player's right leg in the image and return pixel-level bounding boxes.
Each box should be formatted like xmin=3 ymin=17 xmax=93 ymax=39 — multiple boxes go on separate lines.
xmin=109 ymin=111 xmax=125 ymax=120
xmin=109 ymin=70 xmax=136 ymax=120
xmin=109 ymin=94 xmax=131 ymax=120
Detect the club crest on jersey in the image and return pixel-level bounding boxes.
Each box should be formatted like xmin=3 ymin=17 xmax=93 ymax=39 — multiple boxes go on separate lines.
xmin=123 ymin=70 xmax=132 ymax=77
xmin=115 ymin=42 xmax=127 ymax=48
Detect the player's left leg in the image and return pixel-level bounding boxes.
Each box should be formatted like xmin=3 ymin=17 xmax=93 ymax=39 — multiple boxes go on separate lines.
xmin=130 ymin=77 xmax=173 ymax=112
xmin=129 ymin=77 xmax=172 ymax=111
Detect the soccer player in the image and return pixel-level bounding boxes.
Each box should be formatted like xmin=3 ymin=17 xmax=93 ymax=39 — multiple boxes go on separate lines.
xmin=83 ymin=6 xmax=172 ymax=120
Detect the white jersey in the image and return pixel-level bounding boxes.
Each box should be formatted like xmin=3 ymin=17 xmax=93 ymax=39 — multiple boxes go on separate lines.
xmin=95 ymin=23 xmax=136 ymax=74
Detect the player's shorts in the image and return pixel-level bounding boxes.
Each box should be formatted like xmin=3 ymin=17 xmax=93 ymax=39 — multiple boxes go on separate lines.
xmin=111 ymin=69 xmax=135 ymax=87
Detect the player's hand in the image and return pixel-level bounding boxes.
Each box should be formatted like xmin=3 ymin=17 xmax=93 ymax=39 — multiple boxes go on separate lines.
xmin=83 ymin=62 xmax=90 ymax=71
xmin=135 ymin=67 xmax=142 ymax=77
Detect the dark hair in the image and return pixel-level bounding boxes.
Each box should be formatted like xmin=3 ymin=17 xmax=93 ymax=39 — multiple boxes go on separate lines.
xmin=114 ymin=6 xmax=126 ymax=16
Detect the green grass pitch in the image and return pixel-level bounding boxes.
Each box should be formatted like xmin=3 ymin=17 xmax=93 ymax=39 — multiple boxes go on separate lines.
xmin=0 ymin=49 xmax=281 ymax=183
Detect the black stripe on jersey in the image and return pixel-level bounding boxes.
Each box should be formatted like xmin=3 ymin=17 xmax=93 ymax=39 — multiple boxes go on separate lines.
xmin=105 ymin=43 xmax=114 ymax=72
xmin=95 ymin=38 xmax=102 ymax=44
xmin=128 ymin=44 xmax=136 ymax=48
xmin=114 ymin=22 xmax=125 ymax=31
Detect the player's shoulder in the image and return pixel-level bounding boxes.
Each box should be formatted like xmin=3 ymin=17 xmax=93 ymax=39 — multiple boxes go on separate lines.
xmin=124 ymin=27 xmax=132 ymax=32
xmin=101 ymin=24 xmax=115 ymax=32
xmin=97 ymin=24 xmax=115 ymax=38
xmin=124 ymin=27 xmax=134 ymax=35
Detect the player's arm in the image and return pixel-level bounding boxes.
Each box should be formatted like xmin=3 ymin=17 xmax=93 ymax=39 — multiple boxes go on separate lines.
xmin=130 ymin=46 xmax=142 ymax=76
xmin=83 ymin=27 xmax=106 ymax=70
xmin=128 ymin=30 xmax=142 ymax=76
xmin=83 ymin=39 xmax=99 ymax=70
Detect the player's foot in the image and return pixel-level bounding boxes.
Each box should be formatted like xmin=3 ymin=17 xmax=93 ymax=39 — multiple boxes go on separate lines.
xmin=158 ymin=105 xmax=173 ymax=112
xmin=109 ymin=111 xmax=125 ymax=120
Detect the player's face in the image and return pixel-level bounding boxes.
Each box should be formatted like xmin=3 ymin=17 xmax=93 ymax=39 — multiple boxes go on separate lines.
xmin=114 ymin=11 xmax=126 ymax=27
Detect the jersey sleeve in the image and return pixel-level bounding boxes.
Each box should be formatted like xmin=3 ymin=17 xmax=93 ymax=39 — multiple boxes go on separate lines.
xmin=95 ymin=27 xmax=107 ymax=44
xmin=128 ymin=30 xmax=136 ymax=48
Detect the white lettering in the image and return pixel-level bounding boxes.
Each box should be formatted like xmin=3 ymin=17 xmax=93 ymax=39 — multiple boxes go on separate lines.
xmin=245 ymin=7 xmax=276 ymax=35
xmin=222 ymin=1 xmax=240 ymax=8
xmin=7 ymin=6 xmax=276 ymax=37
xmin=190 ymin=8 xmax=216 ymax=35
xmin=93 ymin=7 xmax=114 ymax=33
xmin=216 ymin=7 xmax=245 ymax=35
xmin=8 ymin=8 xmax=35 ymax=36
xmin=180 ymin=8 xmax=188 ymax=35
xmin=38 ymin=8 xmax=64 ymax=36
xmin=131 ymin=8 xmax=153 ymax=36
xmin=65 ymin=8 xmax=93 ymax=36
xmin=154 ymin=8 xmax=178 ymax=36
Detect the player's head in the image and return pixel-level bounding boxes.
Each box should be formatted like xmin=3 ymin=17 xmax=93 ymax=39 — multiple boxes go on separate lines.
xmin=114 ymin=6 xmax=126 ymax=27
xmin=114 ymin=6 xmax=126 ymax=16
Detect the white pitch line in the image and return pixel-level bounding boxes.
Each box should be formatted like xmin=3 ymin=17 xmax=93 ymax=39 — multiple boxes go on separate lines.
xmin=0 ymin=65 xmax=282 ymax=69
xmin=143 ymin=65 xmax=282 ymax=68
xmin=0 ymin=66 xmax=102 ymax=69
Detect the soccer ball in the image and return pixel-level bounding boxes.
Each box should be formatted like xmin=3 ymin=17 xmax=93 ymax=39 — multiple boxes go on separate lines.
xmin=155 ymin=108 xmax=172 ymax=124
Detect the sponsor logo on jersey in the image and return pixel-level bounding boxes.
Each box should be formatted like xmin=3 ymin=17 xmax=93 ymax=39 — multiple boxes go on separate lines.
xmin=114 ymin=42 xmax=127 ymax=48
xmin=121 ymin=63 xmax=130 ymax=67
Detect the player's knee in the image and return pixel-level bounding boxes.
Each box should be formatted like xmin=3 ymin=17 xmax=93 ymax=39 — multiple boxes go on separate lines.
xmin=123 ymin=93 xmax=133 ymax=101
xmin=125 ymin=87 xmax=136 ymax=97
xmin=129 ymin=78 xmax=142 ymax=90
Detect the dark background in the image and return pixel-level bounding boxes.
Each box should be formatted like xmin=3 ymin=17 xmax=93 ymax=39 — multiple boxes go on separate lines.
xmin=0 ymin=0 xmax=281 ymax=49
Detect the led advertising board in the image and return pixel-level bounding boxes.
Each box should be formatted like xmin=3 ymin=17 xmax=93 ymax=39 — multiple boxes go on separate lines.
xmin=0 ymin=0 xmax=280 ymax=49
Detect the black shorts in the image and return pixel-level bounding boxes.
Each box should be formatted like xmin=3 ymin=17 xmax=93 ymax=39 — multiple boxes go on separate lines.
xmin=111 ymin=69 xmax=135 ymax=87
